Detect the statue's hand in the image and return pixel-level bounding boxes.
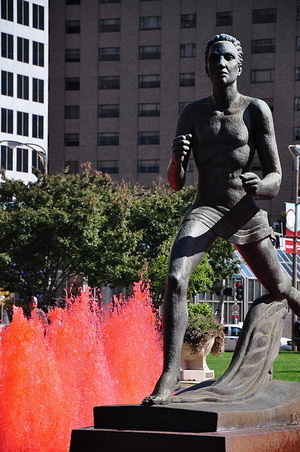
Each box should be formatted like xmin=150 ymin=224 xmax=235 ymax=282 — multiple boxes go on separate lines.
xmin=171 ymin=134 xmax=192 ymax=165
xmin=240 ymin=172 xmax=262 ymax=196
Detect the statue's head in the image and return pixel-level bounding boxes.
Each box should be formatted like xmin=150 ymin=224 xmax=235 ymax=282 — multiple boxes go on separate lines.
xmin=205 ymin=34 xmax=243 ymax=75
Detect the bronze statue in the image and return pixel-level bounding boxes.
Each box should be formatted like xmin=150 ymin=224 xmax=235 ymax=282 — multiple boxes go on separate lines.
xmin=143 ymin=34 xmax=300 ymax=406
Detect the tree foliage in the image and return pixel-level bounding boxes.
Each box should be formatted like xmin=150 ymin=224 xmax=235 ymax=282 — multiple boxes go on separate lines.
xmin=0 ymin=165 xmax=239 ymax=305
xmin=0 ymin=165 xmax=141 ymax=304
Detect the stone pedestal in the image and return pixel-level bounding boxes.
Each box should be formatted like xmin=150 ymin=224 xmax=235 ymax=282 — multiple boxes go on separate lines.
xmin=70 ymin=425 xmax=300 ymax=452
xmin=70 ymin=380 xmax=300 ymax=452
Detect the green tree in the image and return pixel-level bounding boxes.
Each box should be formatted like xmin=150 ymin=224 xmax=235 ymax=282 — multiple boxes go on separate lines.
xmin=130 ymin=183 xmax=239 ymax=302
xmin=0 ymin=165 xmax=141 ymax=304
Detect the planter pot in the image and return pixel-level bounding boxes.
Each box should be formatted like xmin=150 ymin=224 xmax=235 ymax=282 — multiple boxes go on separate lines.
xmin=180 ymin=337 xmax=215 ymax=382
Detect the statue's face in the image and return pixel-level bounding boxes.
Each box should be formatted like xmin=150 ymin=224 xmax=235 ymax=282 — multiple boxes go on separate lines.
xmin=207 ymin=41 xmax=242 ymax=87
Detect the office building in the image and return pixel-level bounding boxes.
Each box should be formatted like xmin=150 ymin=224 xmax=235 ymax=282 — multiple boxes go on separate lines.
xmin=0 ymin=0 xmax=48 ymax=182
xmin=49 ymin=0 xmax=300 ymax=223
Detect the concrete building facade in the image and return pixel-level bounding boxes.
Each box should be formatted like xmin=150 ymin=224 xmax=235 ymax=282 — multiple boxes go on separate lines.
xmin=49 ymin=0 xmax=300 ymax=223
xmin=0 ymin=0 xmax=48 ymax=182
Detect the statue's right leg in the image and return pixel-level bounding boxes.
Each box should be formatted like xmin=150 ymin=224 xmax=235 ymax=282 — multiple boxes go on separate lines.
xmin=142 ymin=220 xmax=216 ymax=405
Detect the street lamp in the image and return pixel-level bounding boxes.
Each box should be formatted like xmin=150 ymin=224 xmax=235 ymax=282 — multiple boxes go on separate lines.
xmin=288 ymin=144 xmax=300 ymax=349
xmin=0 ymin=140 xmax=47 ymax=174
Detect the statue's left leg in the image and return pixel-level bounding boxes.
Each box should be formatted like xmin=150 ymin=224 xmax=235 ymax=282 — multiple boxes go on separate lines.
xmin=236 ymin=237 xmax=300 ymax=317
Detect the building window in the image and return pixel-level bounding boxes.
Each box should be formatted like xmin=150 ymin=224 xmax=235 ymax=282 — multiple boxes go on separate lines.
xmin=17 ymin=37 xmax=29 ymax=63
xmin=17 ymin=111 xmax=29 ymax=136
xmin=138 ymin=74 xmax=160 ymax=88
xmin=98 ymin=75 xmax=120 ymax=89
xmin=296 ymin=38 xmax=300 ymax=51
xmin=294 ymin=127 xmax=300 ymax=141
xmin=33 ymin=41 xmax=44 ymax=66
xmin=97 ymin=160 xmax=119 ymax=174
xmin=64 ymin=161 xmax=79 ymax=174
xmin=1 ymin=108 xmax=13 ymax=133
xmin=180 ymin=43 xmax=196 ymax=58
xmin=98 ymin=132 xmax=119 ymax=145
xmin=1 ymin=33 xmax=13 ymax=59
xmin=33 ymin=4 xmax=44 ymax=29
xmin=250 ymin=69 xmax=274 ymax=83
xmin=216 ymin=11 xmax=232 ymax=26
xmin=180 ymin=14 xmax=196 ymax=28
xmin=139 ymin=16 xmax=161 ymax=30
xmin=16 ymin=147 xmax=28 ymax=172
xmin=1 ymin=0 xmax=13 ymax=21
xmin=262 ymin=98 xmax=274 ymax=112
xmin=251 ymin=39 xmax=275 ymax=54
xmin=252 ymin=8 xmax=276 ymax=24
xmin=139 ymin=45 xmax=161 ymax=59
xmin=1 ymin=71 xmax=13 ymax=96
xmin=1 ymin=145 xmax=12 ymax=170
xmin=32 ymin=150 xmax=44 ymax=171
xmin=296 ymin=68 xmax=300 ymax=81
xmin=32 ymin=115 xmax=44 ymax=139
xmin=99 ymin=0 xmax=120 ymax=3
xmin=99 ymin=47 xmax=120 ymax=61
xmin=32 ymin=78 xmax=44 ymax=103
xmin=137 ymin=131 xmax=159 ymax=145
xmin=66 ymin=0 xmax=80 ymax=4
xmin=65 ymin=105 xmax=80 ymax=118
xmin=65 ymin=49 xmax=80 ymax=62
xmin=99 ymin=18 xmax=120 ymax=32
xmin=137 ymin=159 xmax=159 ymax=173
xmin=98 ymin=104 xmax=119 ymax=117
xmin=180 ymin=73 xmax=195 ymax=87
xmin=17 ymin=74 xmax=29 ymax=99
xmin=65 ymin=20 xmax=80 ymax=33
xmin=17 ymin=0 xmax=29 ymax=25
xmin=64 ymin=133 xmax=79 ymax=146
xmin=295 ymin=98 xmax=300 ymax=111
xmin=138 ymin=103 xmax=160 ymax=117
xmin=65 ymin=77 xmax=80 ymax=90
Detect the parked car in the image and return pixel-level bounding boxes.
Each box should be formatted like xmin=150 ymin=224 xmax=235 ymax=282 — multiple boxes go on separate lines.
xmin=279 ymin=337 xmax=292 ymax=351
xmin=224 ymin=323 xmax=292 ymax=352
xmin=223 ymin=323 xmax=243 ymax=352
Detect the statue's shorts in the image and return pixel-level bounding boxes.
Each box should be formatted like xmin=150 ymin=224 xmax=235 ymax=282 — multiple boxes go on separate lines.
xmin=181 ymin=204 xmax=274 ymax=245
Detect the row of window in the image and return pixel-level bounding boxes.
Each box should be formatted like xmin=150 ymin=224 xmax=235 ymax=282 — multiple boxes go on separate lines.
xmin=65 ymin=103 xmax=161 ymax=119
xmin=1 ymin=108 xmax=44 ymax=138
xmin=64 ymin=131 xmax=160 ymax=147
xmin=64 ymin=159 xmax=194 ymax=175
xmin=64 ymin=127 xmax=300 ymax=151
xmin=1 ymin=70 xmax=44 ymax=102
xmin=65 ymin=9 xmax=292 ymax=33
xmin=66 ymin=100 xmax=275 ymax=120
xmin=1 ymin=0 xmax=44 ymax=29
xmin=1 ymin=33 xmax=44 ymax=66
xmin=65 ymin=69 xmax=279 ymax=92
xmin=0 ymin=145 xmax=43 ymax=172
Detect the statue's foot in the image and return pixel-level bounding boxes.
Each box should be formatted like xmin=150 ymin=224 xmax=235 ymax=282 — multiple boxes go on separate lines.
xmin=142 ymin=372 xmax=178 ymax=405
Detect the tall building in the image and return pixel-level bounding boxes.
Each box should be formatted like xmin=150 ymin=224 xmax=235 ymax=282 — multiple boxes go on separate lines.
xmin=0 ymin=0 xmax=49 ymax=183
xmin=49 ymin=0 xmax=300 ymax=223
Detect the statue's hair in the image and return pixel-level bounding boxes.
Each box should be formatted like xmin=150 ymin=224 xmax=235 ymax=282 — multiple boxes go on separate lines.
xmin=205 ymin=34 xmax=243 ymax=74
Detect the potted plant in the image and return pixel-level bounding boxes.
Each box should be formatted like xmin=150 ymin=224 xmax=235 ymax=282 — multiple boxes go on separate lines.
xmin=181 ymin=302 xmax=224 ymax=381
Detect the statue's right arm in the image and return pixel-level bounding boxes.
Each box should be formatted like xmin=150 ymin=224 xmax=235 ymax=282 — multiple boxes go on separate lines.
xmin=167 ymin=107 xmax=193 ymax=191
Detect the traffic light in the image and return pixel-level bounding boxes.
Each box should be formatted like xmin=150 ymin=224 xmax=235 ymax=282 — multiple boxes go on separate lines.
xmin=235 ymin=281 xmax=243 ymax=301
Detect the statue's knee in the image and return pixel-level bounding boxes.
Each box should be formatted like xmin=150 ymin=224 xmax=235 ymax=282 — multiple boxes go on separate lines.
xmin=167 ymin=273 xmax=187 ymax=293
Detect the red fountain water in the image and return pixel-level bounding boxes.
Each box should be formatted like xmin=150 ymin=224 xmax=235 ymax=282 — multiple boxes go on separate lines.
xmin=0 ymin=281 xmax=162 ymax=452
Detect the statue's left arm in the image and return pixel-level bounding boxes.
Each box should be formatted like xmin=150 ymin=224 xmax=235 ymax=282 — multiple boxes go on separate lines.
xmin=241 ymin=99 xmax=282 ymax=199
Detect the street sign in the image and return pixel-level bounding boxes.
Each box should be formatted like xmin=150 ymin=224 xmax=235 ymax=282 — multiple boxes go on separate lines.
xmin=285 ymin=238 xmax=300 ymax=254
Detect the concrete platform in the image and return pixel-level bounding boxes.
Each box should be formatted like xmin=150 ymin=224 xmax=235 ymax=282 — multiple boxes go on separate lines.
xmin=70 ymin=425 xmax=300 ymax=452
